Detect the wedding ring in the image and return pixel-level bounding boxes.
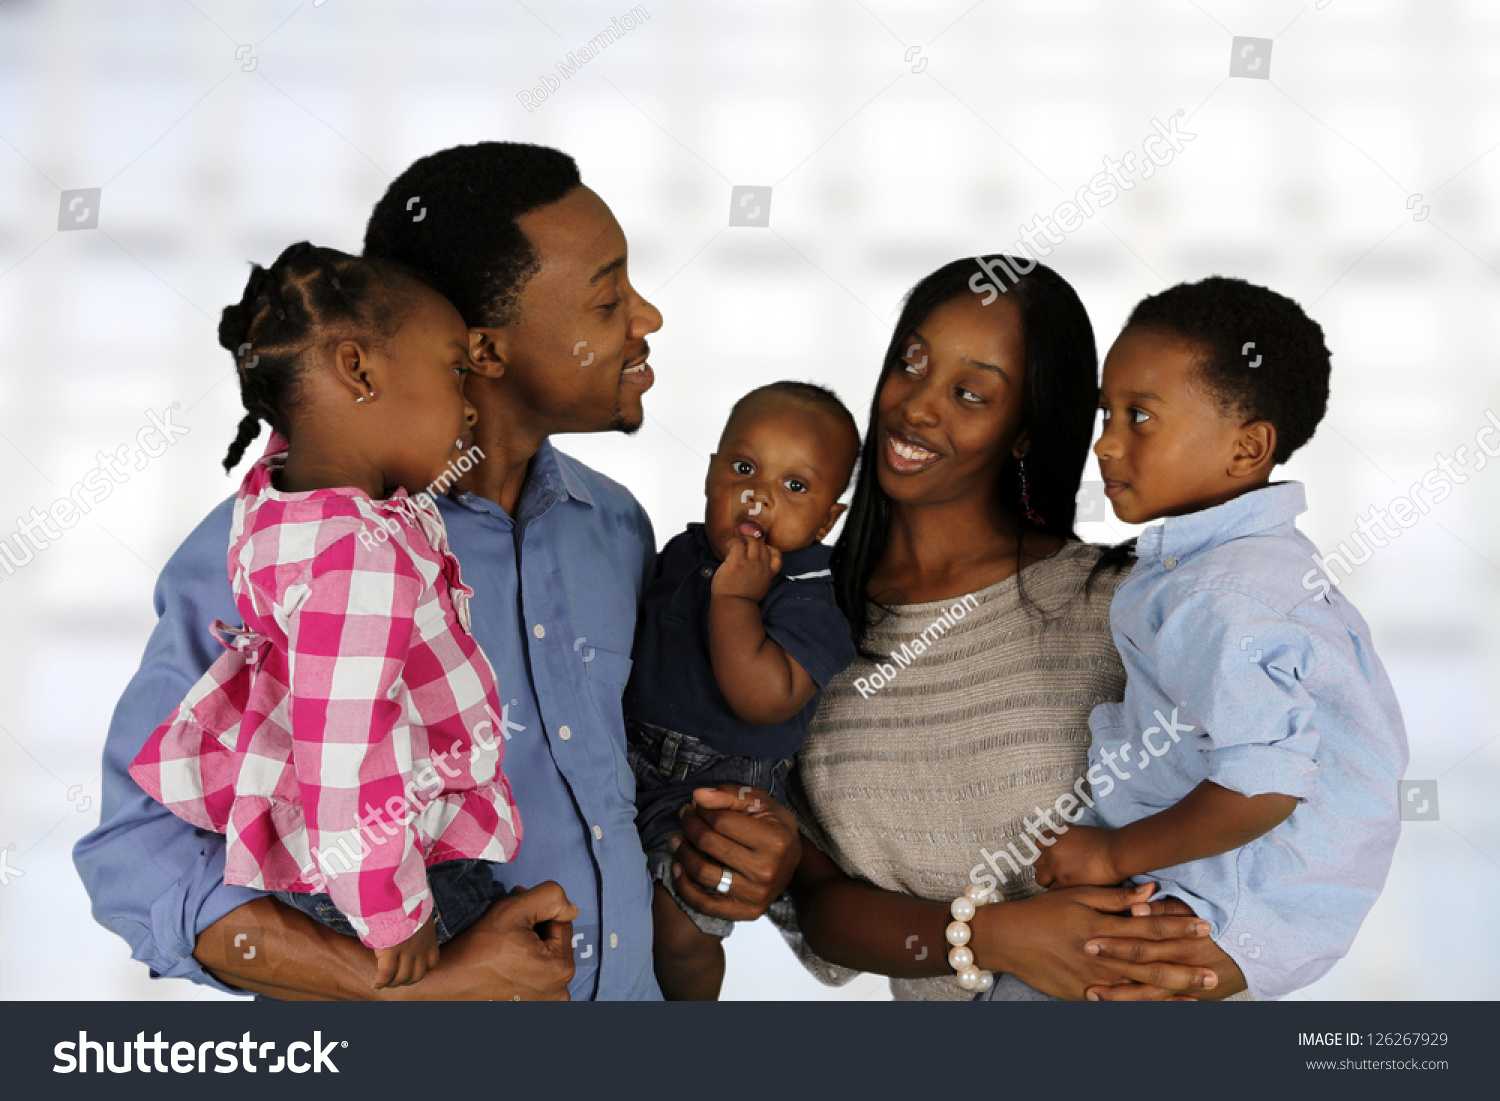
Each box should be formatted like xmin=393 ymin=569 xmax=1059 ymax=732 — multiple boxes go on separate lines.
xmin=715 ymin=868 xmax=734 ymax=895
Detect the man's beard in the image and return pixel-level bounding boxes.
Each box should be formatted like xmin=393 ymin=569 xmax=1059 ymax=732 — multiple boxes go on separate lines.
xmin=609 ymin=404 xmax=644 ymax=435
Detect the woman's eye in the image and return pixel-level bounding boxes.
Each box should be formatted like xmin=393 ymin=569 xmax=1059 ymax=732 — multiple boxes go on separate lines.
xmin=783 ymin=479 xmax=808 ymax=494
xmin=1131 ymin=408 xmax=1151 ymax=425
xmin=957 ymin=387 xmax=982 ymax=404
xmin=732 ymin=460 xmax=754 ymax=476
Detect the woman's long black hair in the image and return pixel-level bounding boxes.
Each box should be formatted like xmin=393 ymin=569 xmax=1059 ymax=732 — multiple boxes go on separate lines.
xmin=830 ymin=256 xmax=1104 ymax=653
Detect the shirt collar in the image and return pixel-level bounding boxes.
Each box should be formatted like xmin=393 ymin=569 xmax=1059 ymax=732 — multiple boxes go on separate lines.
xmin=445 ymin=438 xmax=595 ymax=520
xmin=1136 ymin=481 xmax=1307 ymax=565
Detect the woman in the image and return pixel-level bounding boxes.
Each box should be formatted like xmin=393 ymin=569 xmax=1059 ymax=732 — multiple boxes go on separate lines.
xmin=778 ymin=257 xmax=1247 ymax=1001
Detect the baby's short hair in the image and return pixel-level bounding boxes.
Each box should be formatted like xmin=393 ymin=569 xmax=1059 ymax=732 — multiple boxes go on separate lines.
xmin=1126 ymin=276 xmax=1331 ymax=464
xmin=725 ymin=381 xmax=861 ymax=490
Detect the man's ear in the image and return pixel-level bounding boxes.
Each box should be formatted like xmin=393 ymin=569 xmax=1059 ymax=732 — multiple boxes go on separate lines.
xmin=332 ymin=339 xmax=379 ymax=401
xmin=467 ymin=328 xmax=507 ymax=379
xmin=813 ymin=501 xmax=848 ymax=543
xmin=1229 ymin=420 xmax=1277 ymax=479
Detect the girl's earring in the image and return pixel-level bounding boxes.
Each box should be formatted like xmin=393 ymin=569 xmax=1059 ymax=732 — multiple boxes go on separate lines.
xmin=1017 ymin=455 xmax=1046 ymax=528
xmin=355 ymin=388 xmax=377 ymax=404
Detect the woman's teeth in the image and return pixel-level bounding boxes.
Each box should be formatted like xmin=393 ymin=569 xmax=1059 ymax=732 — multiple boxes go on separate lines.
xmin=890 ymin=436 xmax=938 ymax=461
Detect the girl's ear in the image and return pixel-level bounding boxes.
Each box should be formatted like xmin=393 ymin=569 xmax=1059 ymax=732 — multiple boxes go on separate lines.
xmin=468 ymin=328 xmax=507 ymax=379
xmin=332 ymin=339 xmax=379 ymax=402
xmin=1229 ymin=420 xmax=1277 ymax=478
xmin=814 ymin=501 xmax=848 ymax=543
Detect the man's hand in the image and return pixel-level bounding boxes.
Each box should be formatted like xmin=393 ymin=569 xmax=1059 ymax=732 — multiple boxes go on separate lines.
xmin=711 ymin=537 xmax=782 ymax=603
xmin=197 ymin=881 xmax=579 ymax=1001
xmin=671 ymin=784 xmax=800 ymax=921
xmin=1033 ymin=825 xmax=1123 ymax=889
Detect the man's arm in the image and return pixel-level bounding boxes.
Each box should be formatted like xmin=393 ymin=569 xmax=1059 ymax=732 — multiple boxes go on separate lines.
xmin=72 ymin=497 xmax=267 ymax=992
xmin=195 ymin=885 xmax=577 ymax=1001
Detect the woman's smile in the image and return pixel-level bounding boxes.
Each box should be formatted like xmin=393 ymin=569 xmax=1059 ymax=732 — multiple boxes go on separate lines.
xmin=884 ymin=429 xmax=942 ymax=474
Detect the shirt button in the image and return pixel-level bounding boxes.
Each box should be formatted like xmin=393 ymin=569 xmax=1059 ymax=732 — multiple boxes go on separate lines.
xmin=592 ymin=825 xmax=603 ymax=840
xmin=558 ymin=725 xmax=572 ymax=741
xmin=533 ymin=623 xmax=546 ymax=639
xmin=610 ymin=933 xmax=619 ymax=949
xmin=1163 ymin=557 xmax=1178 ymax=569
xmin=698 ymin=564 xmax=714 ymax=579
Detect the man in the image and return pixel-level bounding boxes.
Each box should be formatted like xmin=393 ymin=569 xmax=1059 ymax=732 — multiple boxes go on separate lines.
xmin=74 ymin=142 xmax=800 ymax=1000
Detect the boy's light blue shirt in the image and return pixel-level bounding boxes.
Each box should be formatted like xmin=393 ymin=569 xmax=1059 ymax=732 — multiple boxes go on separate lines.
xmin=72 ymin=442 xmax=662 ymax=1001
xmin=1085 ymin=481 xmax=1408 ymax=1000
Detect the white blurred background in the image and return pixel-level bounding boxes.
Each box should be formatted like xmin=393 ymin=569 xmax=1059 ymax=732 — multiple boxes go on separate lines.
xmin=0 ymin=0 xmax=1495 ymax=1000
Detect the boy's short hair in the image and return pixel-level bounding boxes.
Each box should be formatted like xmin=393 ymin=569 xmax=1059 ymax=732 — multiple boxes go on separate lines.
xmin=725 ymin=381 xmax=861 ymax=491
xmin=1126 ymin=276 xmax=1331 ymax=464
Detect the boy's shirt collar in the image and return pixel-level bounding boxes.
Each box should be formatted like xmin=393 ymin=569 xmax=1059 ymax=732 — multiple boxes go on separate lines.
xmin=685 ymin=522 xmax=831 ymax=576
xmin=1135 ymin=481 xmax=1307 ymax=567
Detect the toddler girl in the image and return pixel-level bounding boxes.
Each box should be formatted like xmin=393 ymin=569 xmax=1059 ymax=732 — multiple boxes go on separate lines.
xmin=131 ymin=242 xmax=521 ymax=990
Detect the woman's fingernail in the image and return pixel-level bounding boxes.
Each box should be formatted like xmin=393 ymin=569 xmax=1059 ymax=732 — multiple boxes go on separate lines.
xmin=667 ymin=835 xmax=681 ymax=853
xmin=1084 ymin=942 xmax=1101 ymax=955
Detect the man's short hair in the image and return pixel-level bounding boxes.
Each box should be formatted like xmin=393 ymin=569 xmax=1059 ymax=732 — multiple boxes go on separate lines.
xmin=363 ymin=141 xmax=581 ymax=327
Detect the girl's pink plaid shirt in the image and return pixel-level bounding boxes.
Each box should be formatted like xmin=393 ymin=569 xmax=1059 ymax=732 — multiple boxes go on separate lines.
xmin=130 ymin=434 xmax=522 ymax=950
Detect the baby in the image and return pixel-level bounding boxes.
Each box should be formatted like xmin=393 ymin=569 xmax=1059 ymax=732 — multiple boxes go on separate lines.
xmin=1010 ymin=277 xmax=1409 ymax=1001
xmin=623 ymin=381 xmax=860 ymax=1000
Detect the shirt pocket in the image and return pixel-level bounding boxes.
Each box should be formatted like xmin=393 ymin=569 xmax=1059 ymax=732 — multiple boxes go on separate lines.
xmin=583 ymin=646 xmax=637 ymax=804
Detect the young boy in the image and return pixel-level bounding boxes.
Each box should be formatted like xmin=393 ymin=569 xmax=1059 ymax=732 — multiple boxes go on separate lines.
xmin=1020 ymin=277 xmax=1409 ymax=1001
xmin=624 ymin=381 xmax=861 ymax=1000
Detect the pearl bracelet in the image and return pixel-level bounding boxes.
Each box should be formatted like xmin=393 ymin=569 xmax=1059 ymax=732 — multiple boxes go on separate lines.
xmin=946 ymin=881 xmax=999 ymax=993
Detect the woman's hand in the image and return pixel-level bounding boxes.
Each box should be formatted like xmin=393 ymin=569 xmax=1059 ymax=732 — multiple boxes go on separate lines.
xmin=1081 ymin=895 xmax=1248 ymax=1001
xmin=970 ymin=882 xmax=1224 ymax=1000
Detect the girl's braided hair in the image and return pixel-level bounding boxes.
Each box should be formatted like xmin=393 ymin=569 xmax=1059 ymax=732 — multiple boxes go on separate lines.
xmin=217 ymin=241 xmax=432 ymax=472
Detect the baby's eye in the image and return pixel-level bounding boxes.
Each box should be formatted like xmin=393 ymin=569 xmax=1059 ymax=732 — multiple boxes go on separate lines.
xmin=783 ymin=478 xmax=808 ymax=494
xmin=1099 ymin=407 xmax=1111 ymax=422
xmin=732 ymin=460 xmax=754 ymax=476
xmin=1131 ymin=408 xmax=1151 ymax=425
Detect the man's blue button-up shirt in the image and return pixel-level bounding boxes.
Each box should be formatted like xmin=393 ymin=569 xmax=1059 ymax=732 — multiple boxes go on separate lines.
xmin=1087 ymin=482 xmax=1409 ymax=1000
xmin=72 ymin=441 xmax=661 ymax=1000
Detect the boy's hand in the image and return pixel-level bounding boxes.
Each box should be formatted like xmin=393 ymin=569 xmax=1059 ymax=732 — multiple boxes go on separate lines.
xmin=711 ymin=536 xmax=783 ymax=602
xmin=372 ymin=912 xmax=441 ymax=990
xmin=1033 ymin=825 xmax=1124 ymax=889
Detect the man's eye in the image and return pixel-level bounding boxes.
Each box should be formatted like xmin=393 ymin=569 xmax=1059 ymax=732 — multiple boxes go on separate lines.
xmin=598 ymin=299 xmax=621 ymax=313
xmin=732 ymin=460 xmax=754 ymax=475
xmin=783 ymin=479 xmax=808 ymax=494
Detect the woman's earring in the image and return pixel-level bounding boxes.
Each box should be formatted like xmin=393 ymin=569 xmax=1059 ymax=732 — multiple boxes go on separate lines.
xmin=1017 ymin=455 xmax=1046 ymax=528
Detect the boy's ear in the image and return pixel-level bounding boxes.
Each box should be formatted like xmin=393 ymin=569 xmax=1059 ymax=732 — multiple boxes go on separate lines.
xmin=332 ymin=339 xmax=378 ymax=401
xmin=467 ymin=328 xmax=507 ymax=379
xmin=814 ymin=501 xmax=848 ymax=543
xmin=1229 ymin=420 xmax=1277 ymax=479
